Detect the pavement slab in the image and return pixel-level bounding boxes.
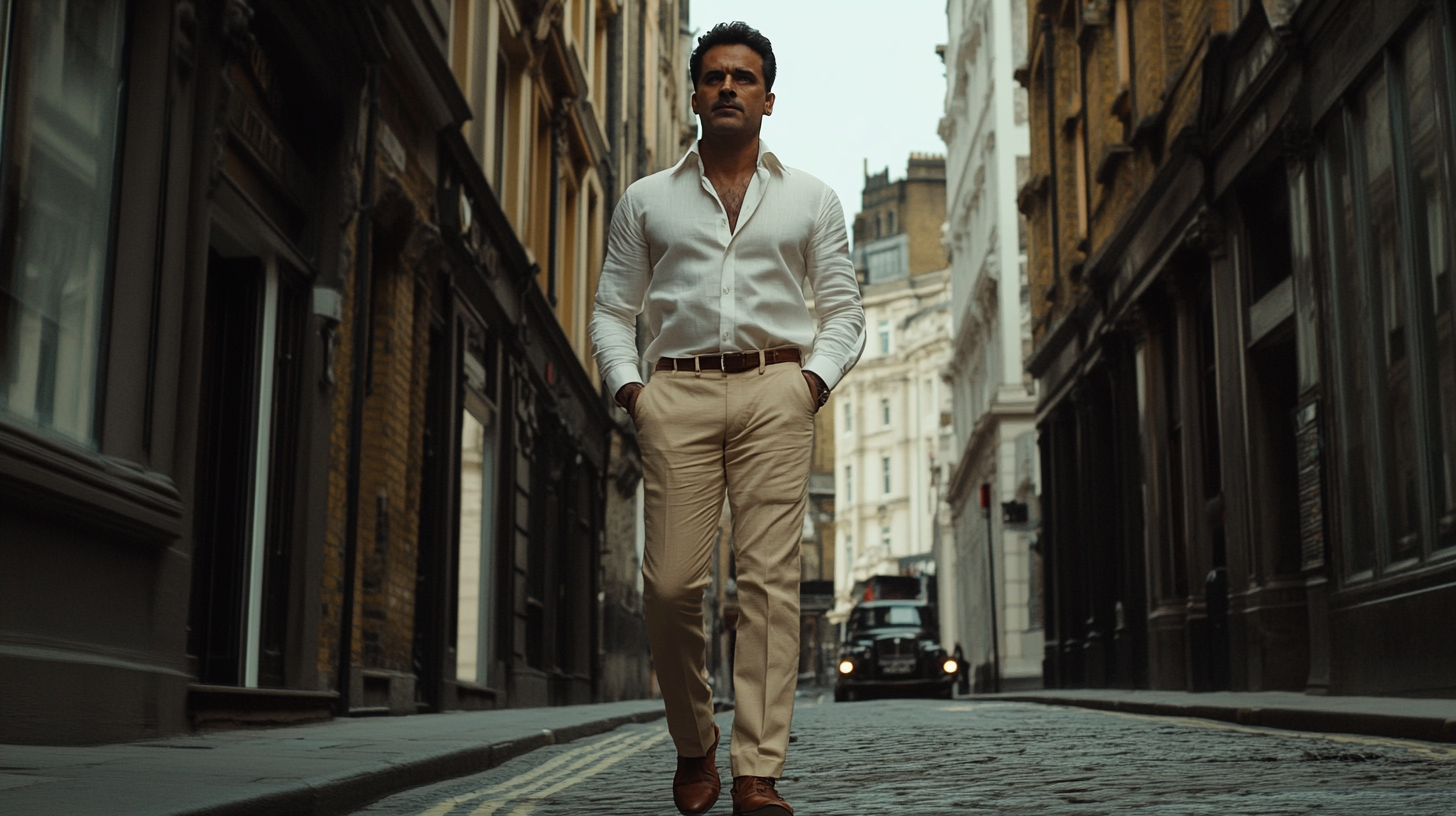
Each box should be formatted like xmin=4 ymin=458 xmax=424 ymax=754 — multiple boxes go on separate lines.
xmin=989 ymin=689 xmax=1456 ymax=743
xmin=0 ymin=699 xmax=665 ymax=816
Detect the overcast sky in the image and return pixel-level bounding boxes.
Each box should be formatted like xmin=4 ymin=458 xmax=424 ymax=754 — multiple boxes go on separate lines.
xmin=685 ymin=1 xmax=949 ymax=244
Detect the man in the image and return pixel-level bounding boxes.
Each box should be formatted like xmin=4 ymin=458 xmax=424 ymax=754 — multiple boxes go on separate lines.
xmin=590 ymin=21 xmax=864 ymax=816
xmin=591 ymin=19 xmax=861 ymax=816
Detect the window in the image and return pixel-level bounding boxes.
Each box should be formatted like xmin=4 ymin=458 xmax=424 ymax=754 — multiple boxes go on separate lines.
xmin=0 ymin=0 xmax=127 ymax=445
xmin=881 ymin=397 xmax=890 ymax=426
xmin=1319 ymin=13 xmax=1456 ymax=576
xmin=1114 ymin=0 xmax=1132 ymax=91
xmin=845 ymin=534 xmax=854 ymax=567
xmin=880 ymin=524 xmax=892 ymax=553
xmin=844 ymin=401 xmax=852 ymax=432
xmin=878 ymin=320 xmax=891 ymax=355
xmin=1401 ymin=18 xmax=1456 ymax=547
xmin=845 ymin=465 xmax=853 ymax=503
xmin=456 ymin=400 xmax=498 ymax=687
xmin=882 ymin=456 xmax=891 ymax=494
xmin=849 ymin=602 xmax=934 ymax=632
xmin=1073 ymin=117 xmax=1089 ymax=239
xmin=493 ymin=53 xmax=510 ymax=187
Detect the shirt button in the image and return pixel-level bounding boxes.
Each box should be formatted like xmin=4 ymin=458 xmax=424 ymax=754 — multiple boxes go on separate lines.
xmin=723 ymin=332 xmax=731 ymax=341
xmin=723 ymin=286 xmax=731 ymax=294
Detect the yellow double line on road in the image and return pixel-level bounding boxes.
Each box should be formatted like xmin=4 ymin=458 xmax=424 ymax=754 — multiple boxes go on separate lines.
xmin=418 ymin=726 xmax=671 ymax=816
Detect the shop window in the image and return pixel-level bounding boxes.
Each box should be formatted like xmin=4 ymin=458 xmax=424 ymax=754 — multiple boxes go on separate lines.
xmin=1320 ymin=11 xmax=1456 ymax=576
xmin=0 ymin=0 xmax=127 ymax=445
xmin=1358 ymin=69 xmax=1423 ymax=563
xmin=1322 ymin=111 xmax=1379 ymax=576
xmin=1400 ymin=17 xmax=1456 ymax=548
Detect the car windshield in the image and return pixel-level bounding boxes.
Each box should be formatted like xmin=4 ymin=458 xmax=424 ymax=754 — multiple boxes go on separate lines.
xmin=850 ymin=604 xmax=935 ymax=632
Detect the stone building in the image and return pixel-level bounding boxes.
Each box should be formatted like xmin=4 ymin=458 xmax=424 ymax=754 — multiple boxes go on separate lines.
xmin=1024 ymin=0 xmax=1456 ymax=696
xmin=833 ymin=155 xmax=954 ymax=617
xmin=0 ymin=0 xmax=688 ymax=745
xmin=938 ymin=0 xmax=1043 ymax=693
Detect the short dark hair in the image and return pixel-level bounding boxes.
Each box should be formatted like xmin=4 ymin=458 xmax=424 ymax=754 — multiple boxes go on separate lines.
xmin=689 ymin=21 xmax=776 ymax=93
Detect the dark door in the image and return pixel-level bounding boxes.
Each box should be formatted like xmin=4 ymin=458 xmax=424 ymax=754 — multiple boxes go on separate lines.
xmin=189 ymin=253 xmax=265 ymax=686
xmin=188 ymin=252 xmax=304 ymax=688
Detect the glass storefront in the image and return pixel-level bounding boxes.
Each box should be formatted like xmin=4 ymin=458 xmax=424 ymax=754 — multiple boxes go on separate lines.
xmin=1319 ymin=10 xmax=1456 ymax=579
xmin=0 ymin=0 xmax=126 ymax=445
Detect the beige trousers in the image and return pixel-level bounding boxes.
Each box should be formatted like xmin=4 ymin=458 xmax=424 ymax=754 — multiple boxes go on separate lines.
xmin=636 ymin=359 xmax=815 ymax=779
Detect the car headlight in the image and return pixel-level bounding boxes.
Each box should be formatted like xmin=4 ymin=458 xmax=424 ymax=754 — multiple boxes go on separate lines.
xmin=838 ymin=659 xmax=855 ymax=675
xmin=942 ymin=658 xmax=958 ymax=674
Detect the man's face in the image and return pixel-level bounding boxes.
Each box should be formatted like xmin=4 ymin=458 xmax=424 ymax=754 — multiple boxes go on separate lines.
xmin=691 ymin=44 xmax=774 ymax=140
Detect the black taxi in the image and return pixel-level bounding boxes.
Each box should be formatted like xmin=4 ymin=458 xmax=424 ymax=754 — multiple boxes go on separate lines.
xmin=833 ymin=600 xmax=958 ymax=701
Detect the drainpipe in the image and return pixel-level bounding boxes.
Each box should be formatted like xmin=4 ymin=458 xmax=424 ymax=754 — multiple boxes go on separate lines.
xmin=1041 ymin=16 xmax=1061 ymax=295
xmin=547 ymin=118 xmax=561 ymax=306
xmin=982 ymin=483 xmax=1002 ymax=693
xmin=338 ymin=63 xmax=380 ymax=716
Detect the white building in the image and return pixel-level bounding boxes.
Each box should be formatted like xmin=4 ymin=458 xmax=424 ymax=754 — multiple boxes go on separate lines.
xmin=832 ymin=156 xmax=955 ymax=618
xmin=937 ymin=0 xmax=1043 ymax=691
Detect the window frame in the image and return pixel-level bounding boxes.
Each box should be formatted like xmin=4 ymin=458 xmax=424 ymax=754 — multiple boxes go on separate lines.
xmin=1317 ymin=8 xmax=1456 ymax=583
xmin=0 ymin=0 xmax=132 ymax=449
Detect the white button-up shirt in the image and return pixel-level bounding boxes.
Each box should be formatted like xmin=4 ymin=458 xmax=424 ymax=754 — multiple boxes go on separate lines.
xmin=590 ymin=140 xmax=866 ymax=398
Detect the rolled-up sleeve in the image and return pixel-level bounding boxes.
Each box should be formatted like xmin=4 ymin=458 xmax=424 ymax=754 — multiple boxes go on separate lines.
xmin=802 ymin=186 xmax=866 ymax=391
xmin=589 ymin=188 xmax=650 ymax=398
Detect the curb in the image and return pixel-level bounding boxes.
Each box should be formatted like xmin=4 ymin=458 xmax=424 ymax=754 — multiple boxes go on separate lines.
xmin=992 ymin=695 xmax=1456 ymax=745
xmin=186 ymin=707 xmax=668 ymax=816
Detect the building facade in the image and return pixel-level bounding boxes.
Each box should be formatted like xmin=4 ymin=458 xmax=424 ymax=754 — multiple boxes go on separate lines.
xmin=938 ymin=0 xmax=1043 ymax=693
xmin=833 ymin=156 xmax=953 ymax=617
xmin=1024 ymin=0 xmax=1456 ymax=696
xmin=0 ymin=0 xmax=688 ymax=746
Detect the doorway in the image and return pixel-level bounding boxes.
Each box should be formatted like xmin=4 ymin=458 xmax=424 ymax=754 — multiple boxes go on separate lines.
xmin=188 ymin=249 xmax=306 ymax=688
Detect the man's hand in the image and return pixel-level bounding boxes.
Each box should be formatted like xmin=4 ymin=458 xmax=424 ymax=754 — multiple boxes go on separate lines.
xmin=802 ymin=371 xmax=825 ymax=411
xmin=616 ymin=382 xmax=645 ymax=418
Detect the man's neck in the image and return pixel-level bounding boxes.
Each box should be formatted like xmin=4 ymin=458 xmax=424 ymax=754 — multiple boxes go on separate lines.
xmin=698 ymin=133 xmax=759 ymax=179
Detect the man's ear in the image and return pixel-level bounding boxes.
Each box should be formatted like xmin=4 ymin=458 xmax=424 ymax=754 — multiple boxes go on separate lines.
xmin=691 ymin=90 xmax=700 ymax=115
xmin=764 ymin=92 xmax=775 ymax=116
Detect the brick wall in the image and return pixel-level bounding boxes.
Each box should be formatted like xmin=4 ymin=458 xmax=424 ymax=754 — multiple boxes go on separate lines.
xmin=1023 ymin=0 xmax=1237 ymax=348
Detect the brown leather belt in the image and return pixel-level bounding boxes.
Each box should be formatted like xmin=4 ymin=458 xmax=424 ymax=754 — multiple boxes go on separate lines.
xmin=654 ymin=347 xmax=801 ymax=374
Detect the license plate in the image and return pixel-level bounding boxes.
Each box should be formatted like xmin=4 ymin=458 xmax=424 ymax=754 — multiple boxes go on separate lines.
xmin=879 ymin=656 xmax=915 ymax=675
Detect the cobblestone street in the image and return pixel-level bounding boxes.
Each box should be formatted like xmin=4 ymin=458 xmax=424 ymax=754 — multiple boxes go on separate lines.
xmin=353 ymin=695 xmax=1456 ymax=815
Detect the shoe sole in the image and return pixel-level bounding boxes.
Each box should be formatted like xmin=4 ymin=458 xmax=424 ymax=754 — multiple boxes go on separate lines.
xmin=732 ymin=806 xmax=791 ymax=816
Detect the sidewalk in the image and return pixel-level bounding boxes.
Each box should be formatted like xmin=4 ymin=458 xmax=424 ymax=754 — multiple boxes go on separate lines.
xmin=983 ymin=688 xmax=1456 ymax=743
xmin=0 ymin=699 xmax=667 ymax=816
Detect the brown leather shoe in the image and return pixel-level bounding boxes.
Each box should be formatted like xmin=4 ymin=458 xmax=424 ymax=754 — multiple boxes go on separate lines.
xmin=672 ymin=724 xmax=721 ymax=815
xmin=731 ymin=775 xmax=793 ymax=816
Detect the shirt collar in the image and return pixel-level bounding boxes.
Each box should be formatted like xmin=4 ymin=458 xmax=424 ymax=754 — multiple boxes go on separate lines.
xmin=672 ymin=138 xmax=790 ymax=176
